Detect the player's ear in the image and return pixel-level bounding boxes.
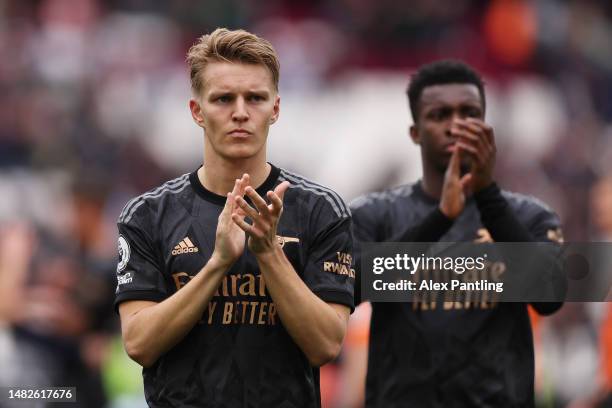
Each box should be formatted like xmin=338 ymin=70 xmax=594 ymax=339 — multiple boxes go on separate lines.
xmin=269 ymin=94 xmax=280 ymax=125
xmin=409 ymin=123 xmax=420 ymax=145
xmin=189 ymin=98 xmax=206 ymax=129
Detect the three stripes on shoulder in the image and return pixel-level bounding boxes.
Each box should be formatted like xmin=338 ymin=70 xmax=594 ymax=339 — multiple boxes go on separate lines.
xmin=118 ymin=169 xmax=351 ymax=227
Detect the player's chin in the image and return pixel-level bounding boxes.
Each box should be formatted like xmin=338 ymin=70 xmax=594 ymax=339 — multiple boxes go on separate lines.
xmin=222 ymin=145 xmax=263 ymax=160
xmin=436 ymin=155 xmax=452 ymax=171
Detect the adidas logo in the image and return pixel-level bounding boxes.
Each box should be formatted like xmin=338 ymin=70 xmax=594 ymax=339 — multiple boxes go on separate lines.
xmin=172 ymin=237 xmax=199 ymax=255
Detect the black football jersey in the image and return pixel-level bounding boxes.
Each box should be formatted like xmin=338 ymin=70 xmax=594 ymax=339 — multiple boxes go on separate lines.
xmin=350 ymin=181 xmax=561 ymax=408
xmin=114 ymin=164 xmax=354 ymax=408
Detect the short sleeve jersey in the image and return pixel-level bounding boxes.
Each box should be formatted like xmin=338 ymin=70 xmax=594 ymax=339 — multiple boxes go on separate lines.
xmin=114 ymin=165 xmax=354 ymax=408
xmin=350 ymin=181 xmax=562 ymax=408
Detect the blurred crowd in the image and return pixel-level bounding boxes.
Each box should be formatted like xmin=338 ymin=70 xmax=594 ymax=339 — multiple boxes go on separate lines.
xmin=1 ymin=0 xmax=611 ymax=407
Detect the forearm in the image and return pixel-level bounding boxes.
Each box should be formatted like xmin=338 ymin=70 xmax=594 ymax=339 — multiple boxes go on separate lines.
xmin=0 ymin=227 xmax=30 ymax=322
xmin=121 ymin=255 xmax=229 ymax=367
xmin=256 ymin=247 xmax=347 ymax=366
xmin=351 ymin=208 xmax=452 ymax=305
xmin=0 ymin=264 xmax=27 ymax=322
xmin=475 ymin=184 xmax=565 ymax=314
xmin=390 ymin=207 xmax=453 ymax=242
xmin=474 ymin=183 xmax=534 ymax=242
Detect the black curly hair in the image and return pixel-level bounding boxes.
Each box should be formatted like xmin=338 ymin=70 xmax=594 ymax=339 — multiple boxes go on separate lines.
xmin=407 ymin=60 xmax=485 ymax=123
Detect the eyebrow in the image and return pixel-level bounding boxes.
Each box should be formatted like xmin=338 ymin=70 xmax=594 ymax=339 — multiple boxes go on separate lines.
xmin=207 ymin=89 xmax=271 ymax=98
xmin=423 ymin=100 xmax=482 ymax=109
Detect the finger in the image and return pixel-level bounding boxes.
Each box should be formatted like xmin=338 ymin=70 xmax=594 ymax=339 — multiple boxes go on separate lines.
xmin=274 ymin=181 xmax=290 ymax=201
xmin=457 ymin=118 xmax=485 ymax=131
xmin=453 ymin=124 xmax=481 ymax=141
xmin=231 ymin=177 xmax=243 ymax=197
xmin=232 ymin=213 xmax=253 ymax=233
xmin=464 ymin=118 xmax=495 ymax=149
xmin=456 ymin=142 xmax=482 ymax=165
xmin=460 ymin=173 xmax=473 ymax=192
xmin=268 ymin=182 xmax=290 ymax=215
xmin=451 ymin=126 xmax=486 ymax=153
xmin=463 ymin=117 xmax=486 ymax=128
xmin=225 ymin=179 xmax=242 ymax=213
xmin=267 ymin=191 xmax=279 ymax=215
xmin=485 ymin=124 xmax=495 ymax=150
xmin=239 ymin=173 xmax=250 ymax=196
xmin=220 ymin=193 xmax=238 ymax=228
xmin=455 ymin=122 xmax=495 ymax=171
xmin=234 ymin=206 xmax=247 ymax=218
xmin=229 ymin=174 xmax=250 ymax=202
xmin=460 ymin=144 xmax=488 ymax=169
xmin=446 ymin=145 xmax=461 ymax=177
xmin=225 ymin=174 xmax=251 ymax=214
xmin=245 ymin=187 xmax=269 ymax=214
xmin=235 ymin=196 xmax=260 ymax=220
xmin=455 ymin=119 xmax=490 ymax=150
xmin=222 ymin=192 xmax=234 ymax=214
xmin=232 ymin=214 xmax=265 ymax=238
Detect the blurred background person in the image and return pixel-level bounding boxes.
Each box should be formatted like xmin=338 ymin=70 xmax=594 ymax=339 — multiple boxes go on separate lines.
xmin=0 ymin=179 xmax=117 ymax=408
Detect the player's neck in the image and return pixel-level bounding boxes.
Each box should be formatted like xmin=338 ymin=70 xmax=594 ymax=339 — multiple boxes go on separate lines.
xmin=199 ymin=156 xmax=271 ymax=196
xmin=420 ymin=165 xmax=443 ymax=200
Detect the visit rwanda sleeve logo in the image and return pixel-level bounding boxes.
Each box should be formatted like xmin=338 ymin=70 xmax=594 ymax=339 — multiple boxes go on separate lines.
xmin=117 ymin=235 xmax=130 ymax=273
xmin=323 ymin=252 xmax=355 ymax=278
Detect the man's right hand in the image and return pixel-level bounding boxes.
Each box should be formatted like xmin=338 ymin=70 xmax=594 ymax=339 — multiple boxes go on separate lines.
xmin=212 ymin=174 xmax=249 ymax=268
xmin=439 ymin=146 xmax=472 ymax=219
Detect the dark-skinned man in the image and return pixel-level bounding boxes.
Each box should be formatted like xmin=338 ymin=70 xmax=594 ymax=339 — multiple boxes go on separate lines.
xmin=350 ymin=60 xmax=563 ymax=408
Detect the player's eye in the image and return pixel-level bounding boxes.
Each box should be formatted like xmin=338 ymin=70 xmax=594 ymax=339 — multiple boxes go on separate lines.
xmin=463 ymin=107 xmax=482 ymax=118
xmin=216 ymin=95 xmax=233 ymax=103
xmin=428 ymin=108 xmax=450 ymax=121
xmin=248 ymin=94 xmax=265 ymax=102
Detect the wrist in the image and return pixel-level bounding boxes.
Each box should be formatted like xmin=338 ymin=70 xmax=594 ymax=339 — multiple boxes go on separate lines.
xmin=473 ymin=181 xmax=499 ymax=199
xmin=438 ymin=203 xmax=454 ymax=220
xmin=254 ymin=244 xmax=284 ymax=264
xmin=209 ymin=251 xmax=235 ymax=270
xmin=436 ymin=205 xmax=455 ymax=221
xmin=473 ymin=178 xmax=495 ymax=194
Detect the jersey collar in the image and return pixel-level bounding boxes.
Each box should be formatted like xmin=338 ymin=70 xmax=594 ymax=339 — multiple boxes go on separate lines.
xmin=414 ymin=180 xmax=439 ymax=205
xmin=189 ymin=163 xmax=281 ymax=206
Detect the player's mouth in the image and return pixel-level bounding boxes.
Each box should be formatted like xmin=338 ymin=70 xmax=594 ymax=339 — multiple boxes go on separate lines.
xmin=228 ymin=129 xmax=252 ymax=138
xmin=444 ymin=142 xmax=456 ymax=153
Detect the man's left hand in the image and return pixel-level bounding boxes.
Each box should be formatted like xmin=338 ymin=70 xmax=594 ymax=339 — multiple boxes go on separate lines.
xmin=232 ymin=181 xmax=291 ymax=254
xmin=451 ymin=118 xmax=496 ymax=192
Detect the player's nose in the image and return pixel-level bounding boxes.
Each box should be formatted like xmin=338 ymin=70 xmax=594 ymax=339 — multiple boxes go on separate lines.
xmin=447 ymin=114 xmax=462 ymax=137
xmin=232 ymin=97 xmax=249 ymax=121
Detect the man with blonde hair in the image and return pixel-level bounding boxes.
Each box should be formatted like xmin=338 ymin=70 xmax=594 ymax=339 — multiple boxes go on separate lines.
xmin=115 ymin=28 xmax=354 ymax=407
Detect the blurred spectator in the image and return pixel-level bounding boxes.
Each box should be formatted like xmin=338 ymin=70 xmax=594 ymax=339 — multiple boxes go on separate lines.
xmin=0 ymin=172 xmax=116 ymax=407
xmin=589 ymin=175 xmax=612 ymax=408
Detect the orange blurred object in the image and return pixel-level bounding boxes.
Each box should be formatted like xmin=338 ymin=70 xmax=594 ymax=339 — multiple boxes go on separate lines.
xmin=602 ymin=304 xmax=612 ymax=391
xmin=484 ymin=0 xmax=537 ymax=66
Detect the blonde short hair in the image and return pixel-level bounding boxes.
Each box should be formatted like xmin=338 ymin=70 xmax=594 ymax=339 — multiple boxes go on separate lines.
xmin=186 ymin=28 xmax=280 ymax=94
